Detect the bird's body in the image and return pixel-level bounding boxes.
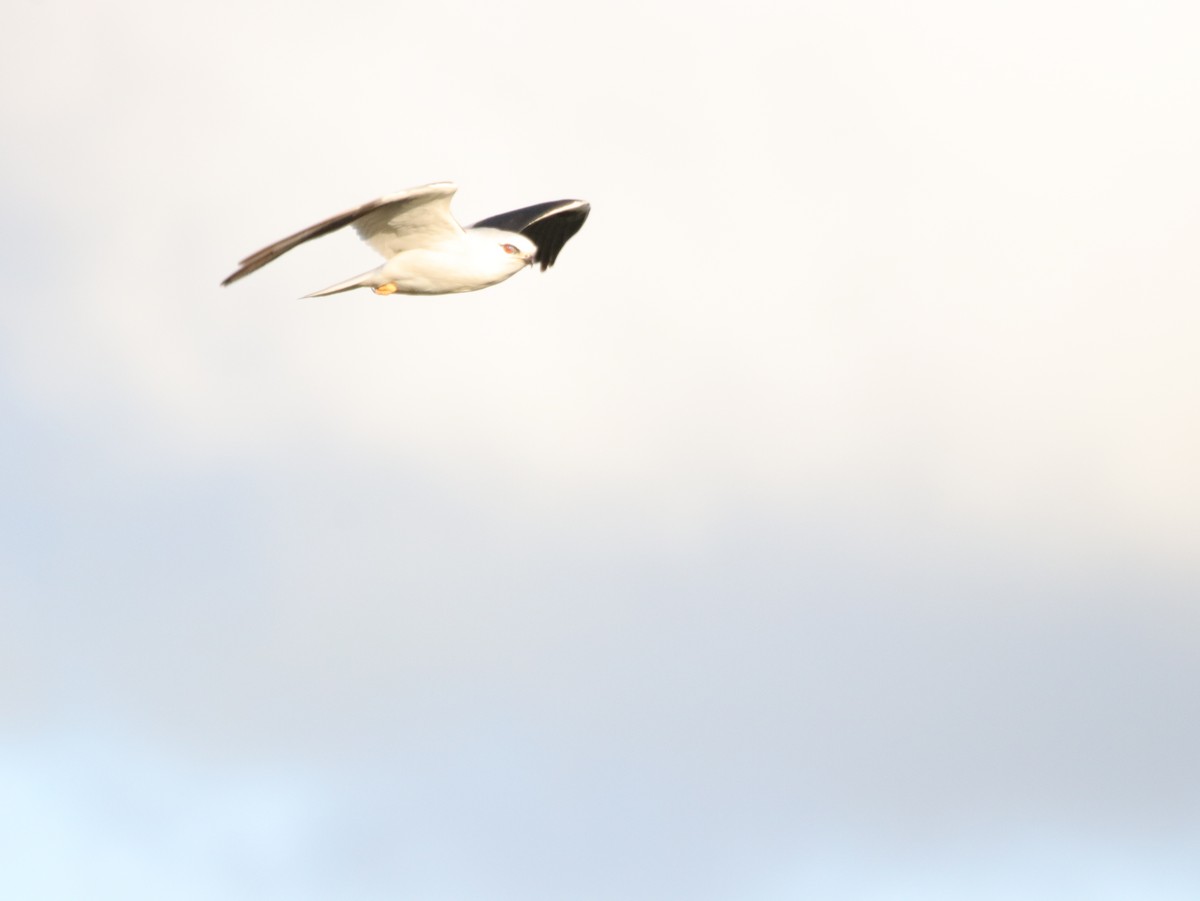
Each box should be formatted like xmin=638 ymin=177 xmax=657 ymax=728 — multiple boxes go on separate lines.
xmin=221 ymin=182 xmax=589 ymax=297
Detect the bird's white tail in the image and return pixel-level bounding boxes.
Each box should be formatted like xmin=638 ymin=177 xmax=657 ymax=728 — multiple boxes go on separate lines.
xmin=303 ymin=269 xmax=379 ymax=298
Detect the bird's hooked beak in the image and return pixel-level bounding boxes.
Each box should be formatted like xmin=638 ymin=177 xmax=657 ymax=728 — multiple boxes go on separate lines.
xmin=523 ymin=251 xmax=535 ymax=267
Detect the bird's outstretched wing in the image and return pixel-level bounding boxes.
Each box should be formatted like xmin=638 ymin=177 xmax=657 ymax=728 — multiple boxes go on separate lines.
xmin=473 ymin=200 xmax=590 ymax=271
xmin=221 ymin=182 xmax=461 ymax=287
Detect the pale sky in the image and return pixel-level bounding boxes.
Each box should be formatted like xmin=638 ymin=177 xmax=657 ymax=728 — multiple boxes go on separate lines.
xmin=2 ymin=1 xmax=1199 ymax=898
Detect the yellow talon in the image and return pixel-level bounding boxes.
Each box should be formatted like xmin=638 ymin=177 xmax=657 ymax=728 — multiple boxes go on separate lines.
xmin=373 ymin=282 xmax=398 ymax=295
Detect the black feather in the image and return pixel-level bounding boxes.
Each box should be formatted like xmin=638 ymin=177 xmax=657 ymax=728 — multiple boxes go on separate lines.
xmin=473 ymin=200 xmax=590 ymax=271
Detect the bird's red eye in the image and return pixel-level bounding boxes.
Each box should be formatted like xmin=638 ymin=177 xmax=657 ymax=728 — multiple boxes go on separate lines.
xmin=501 ymin=243 xmax=520 ymax=254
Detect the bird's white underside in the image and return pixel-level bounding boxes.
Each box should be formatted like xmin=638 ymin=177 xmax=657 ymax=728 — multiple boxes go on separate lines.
xmin=307 ymin=228 xmax=536 ymax=297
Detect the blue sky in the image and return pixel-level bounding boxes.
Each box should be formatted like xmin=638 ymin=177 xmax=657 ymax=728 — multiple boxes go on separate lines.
xmin=2 ymin=1 xmax=1199 ymax=897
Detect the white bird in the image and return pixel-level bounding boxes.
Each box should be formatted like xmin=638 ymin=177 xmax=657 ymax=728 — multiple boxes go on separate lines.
xmin=221 ymin=182 xmax=590 ymax=297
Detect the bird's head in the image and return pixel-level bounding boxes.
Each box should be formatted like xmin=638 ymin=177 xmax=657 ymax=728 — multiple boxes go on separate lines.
xmin=468 ymin=227 xmax=537 ymax=273
xmin=497 ymin=234 xmax=537 ymax=268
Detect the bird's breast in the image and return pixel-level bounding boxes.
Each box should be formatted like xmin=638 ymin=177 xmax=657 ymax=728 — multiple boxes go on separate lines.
xmin=381 ymin=247 xmax=521 ymax=295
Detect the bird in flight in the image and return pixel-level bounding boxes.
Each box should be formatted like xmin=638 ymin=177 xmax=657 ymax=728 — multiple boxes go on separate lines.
xmin=221 ymin=182 xmax=590 ymax=297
